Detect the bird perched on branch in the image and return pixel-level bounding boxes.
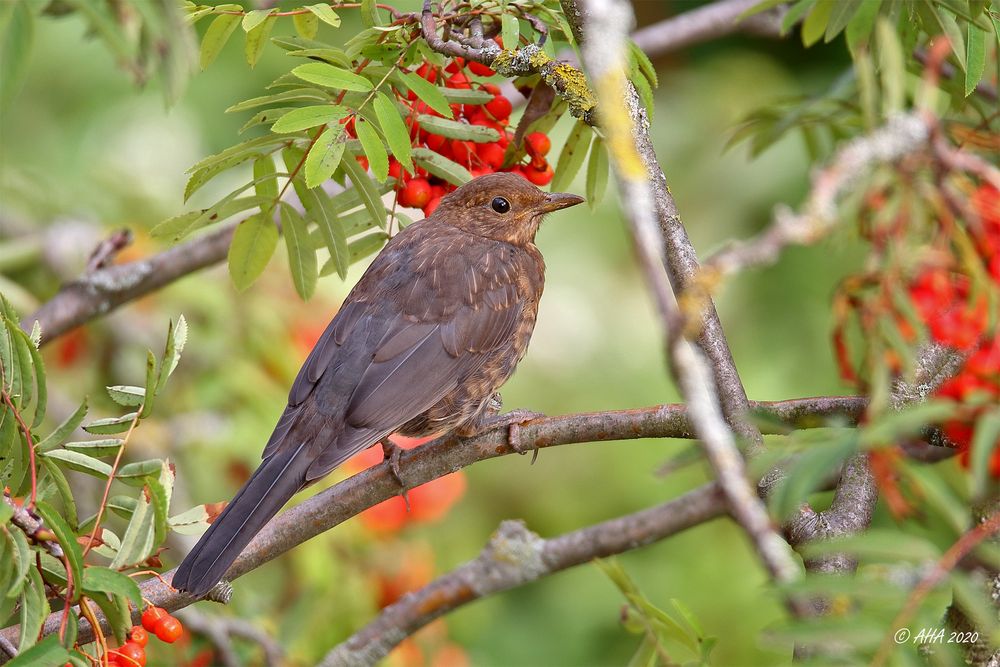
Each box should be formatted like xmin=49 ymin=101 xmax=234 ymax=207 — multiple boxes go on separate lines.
xmin=172 ymin=172 xmax=583 ymax=597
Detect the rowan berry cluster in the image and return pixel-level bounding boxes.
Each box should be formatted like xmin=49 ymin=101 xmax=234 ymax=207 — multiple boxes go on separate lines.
xmin=347 ymin=51 xmax=554 ymax=218
xmin=97 ymin=608 xmax=182 ymax=666
xmin=915 ymin=185 xmax=1000 ymax=470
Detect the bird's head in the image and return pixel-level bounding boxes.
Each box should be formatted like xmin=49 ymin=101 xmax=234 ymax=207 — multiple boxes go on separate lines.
xmin=433 ymin=172 xmax=584 ymax=246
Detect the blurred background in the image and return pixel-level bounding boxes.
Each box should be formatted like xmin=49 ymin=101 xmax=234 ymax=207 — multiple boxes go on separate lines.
xmin=1 ymin=2 xmax=871 ymax=664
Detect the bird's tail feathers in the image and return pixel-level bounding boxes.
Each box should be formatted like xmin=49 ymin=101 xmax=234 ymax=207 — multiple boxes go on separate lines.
xmin=171 ymin=441 xmax=311 ymax=597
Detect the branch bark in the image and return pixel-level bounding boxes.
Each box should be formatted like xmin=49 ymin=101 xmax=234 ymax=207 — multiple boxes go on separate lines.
xmin=0 ymin=397 xmax=864 ymax=650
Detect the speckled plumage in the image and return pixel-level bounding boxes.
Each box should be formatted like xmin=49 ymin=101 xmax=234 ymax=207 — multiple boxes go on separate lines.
xmin=172 ymin=173 xmax=583 ymax=596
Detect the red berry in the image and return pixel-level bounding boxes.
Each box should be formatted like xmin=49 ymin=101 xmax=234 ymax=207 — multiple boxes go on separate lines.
xmin=450 ymin=139 xmax=475 ymax=163
xmin=154 ymin=616 xmax=183 ymax=644
xmin=484 ymin=95 xmax=512 ymax=121
xmin=476 ymin=142 xmax=506 ymax=170
xmin=446 ymin=72 xmax=470 ymax=89
xmin=524 ymin=162 xmax=554 ymax=186
xmin=468 ymin=61 xmax=496 ymax=77
xmin=445 ymin=58 xmax=465 ymax=74
xmin=480 ymin=83 xmax=501 ymax=95
xmin=525 ymin=132 xmax=551 ymax=158
xmin=423 ymin=196 xmax=443 ymax=217
xmin=424 ymin=132 xmax=447 ymax=152
xmin=111 ymin=641 xmax=146 ymax=667
xmin=128 ymin=626 xmax=149 ymax=648
xmin=416 ymin=63 xmax=437 ymax=83
xmin=141 ymin=607 xmax=168 ymax=632
xmin=398 ymin=178 xmax=432 ymax=209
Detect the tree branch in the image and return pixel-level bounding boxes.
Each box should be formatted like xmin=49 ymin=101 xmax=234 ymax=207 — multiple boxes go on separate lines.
xmin=630 ymin=0 xmax=785 ymax=56
xmin=0 ymin=396 xmax=864 ymax=649
xmin=319 ymin=486 xmax=725 ymax=666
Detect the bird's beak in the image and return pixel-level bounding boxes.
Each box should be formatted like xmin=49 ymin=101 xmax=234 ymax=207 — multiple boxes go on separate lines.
xmin=541 ymin=192 xmax=585 ymax=213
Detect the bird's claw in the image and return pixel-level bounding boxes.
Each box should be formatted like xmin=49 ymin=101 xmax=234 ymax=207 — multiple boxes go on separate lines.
xmin=465 ymin=409 xmax=543 ymax=462
xmin=380 ymin=438 xmax=410 ymax=511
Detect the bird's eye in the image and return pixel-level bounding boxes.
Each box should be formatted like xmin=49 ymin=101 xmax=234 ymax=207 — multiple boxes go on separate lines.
xmin=491 ymin=197 xmax=511 ymax=214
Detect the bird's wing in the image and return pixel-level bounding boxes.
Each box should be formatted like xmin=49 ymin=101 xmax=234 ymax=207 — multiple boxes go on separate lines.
xmin=263 ymin=223 xmax=529 ymax=480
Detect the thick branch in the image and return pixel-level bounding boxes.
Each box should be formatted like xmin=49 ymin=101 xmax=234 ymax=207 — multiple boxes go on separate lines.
xmin=24 ymin=223 xmax=237 ymax=346
xmin=0 ymin=396 xmax=863 ymax=649
xmin=319 ymin=485 xmax=725 ymax=666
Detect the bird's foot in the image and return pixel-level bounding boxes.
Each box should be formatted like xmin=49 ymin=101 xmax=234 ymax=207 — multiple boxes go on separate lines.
xmin=380 ymin=437 xmax=410 ymax=511
xmin=459 ymin=409 xmax=544 ymax=462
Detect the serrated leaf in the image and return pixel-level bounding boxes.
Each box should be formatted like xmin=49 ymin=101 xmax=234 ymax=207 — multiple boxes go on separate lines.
xmin=285 ymin=47 xmax=352 ymax=67
xmin=412 ymin=146 xmax=471 ymax=185
xmin=395 ymin=71 xmax=453 ymax=117
xmin=271 ymin=104 xmax=348 ymax=133
xmin=770 ymin=433 xmax=857 ymax=519
xmin=82 ymin=567 xmax=142 ymax=609
xmin=281 ymin=205 xmax=318 ymax=299
xmin=293 ymin=63 xmax=374 ymax=92
xmin=82 ymin=413 xmax=137 ymax=436
xmin=845 ymin=0 xmax=881 ymax=54
xmin=4 ymin=526 xmax=31 ymax=598
xmin=342 ymin=155 xmax=387 ymax=230
xmin=824 ymin=0 xmax=861 ymax=42
xmin=306 ymin=4 xmax=341 ymax=27
xmin=90 ymin=592 xmax=130 ymax=645
xmin=106 ymin=385 xmax=145 ymax=407
xmin=355 ymin=119 xmax=389 ymax=181
xmin=168 ymin=503 xmax=218 ymax=536
xmin=0 ymin=0 xmax=34 ymax=107
xmin=200 ymin=14 xmax=241 ymax=70
xmin=437 ymin=87 xmax=494 ymax=104
xmin=157 ymin=315 xmax=187 ymax=394
xmin=245 ymin=14 xmax=276 ymax=67
xmin=64 ymin=439 xmax=124 ymax=458
xmin=373 ymin=92 xmax=413 ymax=173
xmin=227 ymin=88 xmax=329 ymax=113
xmin=41 ymin=450 xmax=112 ymax=478
xmin=16 ymin=565 xmax=45 ymax=652
xmin=110 ymin=490 xmax=155 ymax=569
xmin=38 ymin=456 xmax=77 ymax=530
xmin=304 ymin=124 xmax=347 ymax=188
xmin=416 ymin=114 xmax=500 ymax=142
xmin=965 ymin=23 xmax=987 ymax=96
xmin=586 ymin=138 xmax=608 ymax=208
xmin=502 ymin=13 xmax=519 ymax=51
xmin=36 ymin=398 xmax=87 ymax=453
xmin=253 ymin=156 xmax=279 ymax=205
xmin=551 ymin=122 xmax=592 ymax=191
xmin=286 ymin=148 xmax=353 ymax=277
xmin=628 ymin=41 xmax=657 ymax=88
xmin=228 ymin=214 xmax=279 ymax=291
xmin=35 ymin=501 xmax=83 ymax=600
xmin=927 ymin=5 xmax=966 ymax=71
xmin=360 ymin=0 xmax=380 ymax=27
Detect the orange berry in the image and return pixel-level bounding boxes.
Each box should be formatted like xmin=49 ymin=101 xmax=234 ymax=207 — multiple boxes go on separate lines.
xmin=525 ymin=132 xmax=551 ymax=157
xmin=423 ymin=196 xmax=443 ymax=217
xmin=484 ymin=95 xmax=512 ymax=121
xmin=399 ymin=178 xmax=432 ymax=209
xmin=468 ymin=61 xmax=495 ymax=77
xmin=476 ymin=142 xmax=506 ymax=170
xmin=153 ymin=616 xmax=183 ymax=644
xmin=524 ymin=163 xmax=554 ymax=186
xmin=111 ymin=641 xmax=146 ymax=667
xmin=128 ymin=626 xmax=149 ymax=648
xmin=140 ymin=607 xmax=168 ymax=632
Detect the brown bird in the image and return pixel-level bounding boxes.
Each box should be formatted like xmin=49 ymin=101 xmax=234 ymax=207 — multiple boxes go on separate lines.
xmin=172 ymin=173 xmax=583 ymax=596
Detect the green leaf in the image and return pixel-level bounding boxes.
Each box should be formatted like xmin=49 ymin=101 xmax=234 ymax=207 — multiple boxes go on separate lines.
xmin=770 ymin=432 xmax=857 ymax=519
xmin=286 ymin=149 xmax=353 ymax=278
xmin=373 ymin=92 xmax=413 ymax=173
xmin=824 ymin=0 xmax=861 ymax=42
xmin=3 ymin=526 xmax=31 ymax=598
xmin=356 ymin=119 xmax=389 ymax=182
xmin=35 ymin=501 xmax=84 ymax=601
xmin=106 ymin=385 xmax=145 ymax=407
xmin=281 ymin=205 xmax=319 ymax=299
xmin=586 ymin=138 xmax=608 ymax=208
xmin=41 ymin=450 xmax=112 ymax=478
xmin=271 ymin=104 xmax=348 ymax=133
xmin=437 ymin=87 xmax=494 ymax=105
xmin=306 ymin=4 xmax=341 ymax=27
xmin=82 ymin=412 xmax=138 ymax=435
xmin=90 ymin=592 xmax=131 ymax=645
xmin=228 ymin=213 xmax=279 ymax=291
xmin=200 ymin=14 xmax=241 ymax=70
xmin=110 ymin=490 xmax=155 ymax=569
xmin=927 ymin=5 xmax=966 ymax=71
xmin=801 ymin=0 xmax=835 ymax=46
xmin=293 ymin=63 xmax=374 ymax=92
xmin=241 ymin=8 xmax=272 ymax=32
xmin=245 ymin=14 xmax=276 ymax=67
xmin=16 ymin=565 xmax=45 ymax=652
xmin=227 ymin=88 xmax=330 ymax=113
xmin=0 ymin=0 xmax=33 ymax=107
xmin=342 ymin=155 xmax=387 ymax=231
xmin=971 ymin=409 xmax=1000 ymax=498
xmin=36 ymin=398 xmax=87 ymax=453
xmin=502 ymin=13 xmax=520 ymax=51
xmin=628 ymin=40 xmax=658 ymax=88
xmin=417 ymin=114 xmax=500 ymax=142
xmin=156 ymin=315 xmax=187 ymax=394
xmin=412 ymin=146 xmax=472 ymax=185
xmin=965 ymin=23 xmax=987 ymax=96
xmin=168 ymin=504 xmax=215 ymax=535
xmin=8 ymin=635 xmax=70 ymax=667
xmin=285 ymin=47 xmax=352 ymax=67
xmin=800 ymin=528 xmax=940 ymax=563
xmin=304 ymin=124 xmax=347 ymax=188
xmin=876 ymin=17 xmax=905 ymax=114
xmin=845 ymin=0 xmax=881 ymax=54
xmin=860 ymin=401 xmax=954 ymax=446
xmin=293 ymin=11 xmax=319 ymax=40
xmin=360 ymin=0 xmax=380 ymax=27
xmin=395 ymin=71 xmax=453 ymax=118
xmin=253 ymin=156 xmax=279 ymax=206
xmin=82 ymin=567 xmax=143 ymax=609
xmin=64 ymin=439 xmax=124 ymax=458
xmin=551 ymin=122 xmax=593 ymax=191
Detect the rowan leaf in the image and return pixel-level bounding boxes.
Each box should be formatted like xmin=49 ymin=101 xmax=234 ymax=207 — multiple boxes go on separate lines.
xmin=228 ymin=213 xmax=279 ymax=291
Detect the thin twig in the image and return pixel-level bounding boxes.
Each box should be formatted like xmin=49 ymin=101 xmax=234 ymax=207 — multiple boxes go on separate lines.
xmin=177 ymin=608 xmax=283 ymax=667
